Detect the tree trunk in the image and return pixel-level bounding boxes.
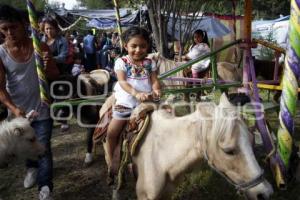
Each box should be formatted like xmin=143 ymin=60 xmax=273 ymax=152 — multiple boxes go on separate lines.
xmin=147 ymin=0 xmax=169 ymax=57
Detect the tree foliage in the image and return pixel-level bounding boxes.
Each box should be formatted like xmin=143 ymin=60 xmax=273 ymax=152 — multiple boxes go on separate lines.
xmin=252 ymin=0 xmax=290 ymax=19
xmin=146 ymin=0 xmax=220 ymax=57
xmin=75 ymin=0 xmax=290 ymax=18
xmin=73 ymin=0 xmax=291 ymax=57
xmin=187 ymin=0 xmax=290 ymax=19
xmin=76 ymin=0 xmax=140 ymax=9
xmin=0 ymin=0 xmax=45 ymax=11
xmin=76 ymin=0 xmax=115 ymax=9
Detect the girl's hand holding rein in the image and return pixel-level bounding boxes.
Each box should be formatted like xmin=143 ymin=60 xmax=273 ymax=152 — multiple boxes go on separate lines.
xmin=135 ymin=92 xmax=150 ymax=102
xmin=152 ymin=89 xmax=161 ymax=101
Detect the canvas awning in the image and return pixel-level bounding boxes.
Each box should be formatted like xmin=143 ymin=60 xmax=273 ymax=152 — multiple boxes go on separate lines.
xmin=168 ymin=16 xmax=231 ymax=40
xmin=85 ymin=10 xmax=140 ymax=29
xmin=55 ymin=8 xmax=132 ymax=19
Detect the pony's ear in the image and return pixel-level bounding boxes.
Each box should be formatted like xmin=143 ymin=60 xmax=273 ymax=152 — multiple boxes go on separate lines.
xmin=219 ymin=93 xmax=234 ymax=108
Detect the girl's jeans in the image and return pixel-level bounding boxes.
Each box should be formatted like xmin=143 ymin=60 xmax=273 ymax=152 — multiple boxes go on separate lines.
xmin=26 ymin=118 xmax=53 ymax=191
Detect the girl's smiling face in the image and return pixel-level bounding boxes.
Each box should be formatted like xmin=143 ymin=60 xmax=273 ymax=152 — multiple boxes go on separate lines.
xmin=124 ymin=35 xmax=149 ymax=62
xmin=193 ymin=32 xmax=203 ymax=44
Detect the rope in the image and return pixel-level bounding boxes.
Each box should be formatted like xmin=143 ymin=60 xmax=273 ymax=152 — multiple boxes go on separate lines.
xmin=58 ymin=16 xmax=84 ymax=32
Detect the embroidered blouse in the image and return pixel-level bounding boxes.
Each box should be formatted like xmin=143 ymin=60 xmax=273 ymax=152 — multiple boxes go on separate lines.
xmin=113 ymin=55 xmax=157 ymax=108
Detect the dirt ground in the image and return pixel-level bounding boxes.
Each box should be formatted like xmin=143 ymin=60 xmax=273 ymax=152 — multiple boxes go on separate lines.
xmin=1 ymin=109 xmax=300 ymax=200
xmin=0 ymin=119 xmax=136 ymax=200
xmin=0 ymin=118 xmax=245 ymax=200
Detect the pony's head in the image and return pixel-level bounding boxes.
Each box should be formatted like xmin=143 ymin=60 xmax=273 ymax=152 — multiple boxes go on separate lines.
xmin=0 ymin=118 xmax=45 ymax=167
xmin=200 ymin=93 xmax=273 ymax=200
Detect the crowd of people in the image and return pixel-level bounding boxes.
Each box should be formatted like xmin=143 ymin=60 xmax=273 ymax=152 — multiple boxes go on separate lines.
xmin=37 ymin=17 xmax=121 ymax=132
xmin=0 ymin=4 xmax=124 ymax=200
xmin=0 ymin=4 xmax=211 ymax=200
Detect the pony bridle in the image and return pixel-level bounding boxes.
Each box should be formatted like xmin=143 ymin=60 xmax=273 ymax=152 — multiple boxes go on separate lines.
xmin=203 ymin=150 xmax=265 ymax=193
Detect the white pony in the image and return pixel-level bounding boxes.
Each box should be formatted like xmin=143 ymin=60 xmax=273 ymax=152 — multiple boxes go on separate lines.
xmin=0 ymin=117 xmax=45 ymax=167
xmin=106 ymin=94 xmax=273 ymax=200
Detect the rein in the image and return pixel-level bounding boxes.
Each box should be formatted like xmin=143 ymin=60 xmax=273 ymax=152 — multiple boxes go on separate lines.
xmin=203 ymin=148 xmax=265 ymax=193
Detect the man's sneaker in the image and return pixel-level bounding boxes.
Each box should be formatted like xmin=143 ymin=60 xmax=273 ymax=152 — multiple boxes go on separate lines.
xmin=24 ymin=168 xmax=37 ymax=188
xmin=39 ymin=186 xmax=53 ymax=200
xmin=84 ymin=153 xmax=93 ymax=166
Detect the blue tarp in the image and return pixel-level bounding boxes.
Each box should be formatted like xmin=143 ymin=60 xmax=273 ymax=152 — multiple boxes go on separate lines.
xmin=55 ymin=8 xmax=132 ymax=19
xmin=168 ymin=16 xmax=231 ymax=39
xmin=86 ymin=18 xmax=116 ymax=30
xmin=54 ymin=7 xmax=231 ymax=37
xmin=86 ymin=10 xmax=140 ymax=29
xmin=54 ymin=7 xmax=140 ymax=30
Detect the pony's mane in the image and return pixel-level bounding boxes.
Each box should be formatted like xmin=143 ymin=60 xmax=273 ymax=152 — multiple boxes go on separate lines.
xmin=196 ymin=102 xmax=240 ymax=141
xmin=212 ymin=106 xmax=239 ymax=142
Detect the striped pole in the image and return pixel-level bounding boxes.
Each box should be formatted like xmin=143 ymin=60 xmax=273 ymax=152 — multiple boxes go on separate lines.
xmin=113 ymin=0 xmax=123 ymax=50
xmin=26 ymin=0 xmax=50 ymax=105
xmin=276 ymin=0 xmax=300 ymax=185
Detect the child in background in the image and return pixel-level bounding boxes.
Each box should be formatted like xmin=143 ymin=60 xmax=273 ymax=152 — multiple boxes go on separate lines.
xmin=106 ymin=26 xmax=161 ymax=177
xmin=105 ymin=47 xmax=120 ymax=81
xmin=71 ymin=54 xmax=85 ymax=77
xmin=181 ymin=29 xmax=210 ymax=79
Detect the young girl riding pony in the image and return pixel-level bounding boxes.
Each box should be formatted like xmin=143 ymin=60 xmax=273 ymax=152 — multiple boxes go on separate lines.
xmin=106 ymin=27 xmax=161 ymax=175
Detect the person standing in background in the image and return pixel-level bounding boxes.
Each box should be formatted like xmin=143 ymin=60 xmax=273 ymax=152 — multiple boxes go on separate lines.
xmin=42 ymin=17 xmax=71 ymax=132
xmin=83 ymin=30 xmax=97 ymax=72
xmin=42 ymin=17 xmax=69 ymax=75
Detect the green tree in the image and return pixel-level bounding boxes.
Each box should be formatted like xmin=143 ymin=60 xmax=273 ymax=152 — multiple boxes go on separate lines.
xmin=76 ymin=0 xmax=114 ymax=9
xmin=146 ymin=0 xmax=222 ymax=57
xmin=76 ymin=0 xmax=135 ymax=9
xmin=252 ymin=0 xmax=290 ymax=19
xmin=0 ymin=0 xmax=45 ymax=11
xmin=74 ymin=0 xmax=290 ymax=57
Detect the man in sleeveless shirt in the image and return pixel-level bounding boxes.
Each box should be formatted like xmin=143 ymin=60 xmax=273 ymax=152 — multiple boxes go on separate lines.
xmin=0 ymin=5 xmax=54 ymax=200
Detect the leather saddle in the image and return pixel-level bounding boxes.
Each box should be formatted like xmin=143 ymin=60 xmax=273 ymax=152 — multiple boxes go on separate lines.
xmin=93 ymin=95 xmax=154 ymax=174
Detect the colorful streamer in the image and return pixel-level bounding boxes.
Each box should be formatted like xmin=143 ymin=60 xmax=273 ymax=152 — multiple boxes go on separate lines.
xmin=26 ymin=0 xmax=50 ymax=105
xmin=276 ymin=0 xmax=300 ymax=182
